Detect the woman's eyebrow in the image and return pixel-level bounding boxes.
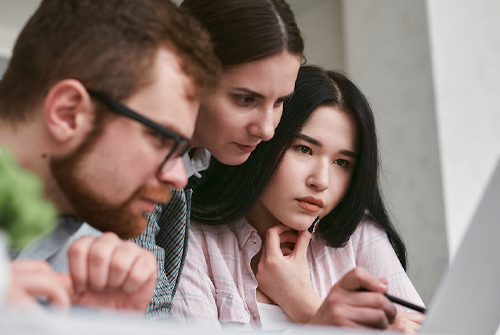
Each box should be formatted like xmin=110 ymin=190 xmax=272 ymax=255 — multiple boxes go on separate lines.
xmin=232 ymin=87 xmax=264 ymax=99
xmin=232 ymin=88 xmax=294 ymax=101
xmin=297 ymin=134 xmax=357 ymax=159
xmin=296 ymin=133 xmax=322 ymax=147
xmin=340 ymin=149 xmax=357 ymax=159
xmin=279 ymin=91 xmax=295 ymax=101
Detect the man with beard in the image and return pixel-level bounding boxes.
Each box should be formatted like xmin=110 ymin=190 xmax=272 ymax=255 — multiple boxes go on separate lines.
xmin=0 ymin=0 xmax=219 ymax=312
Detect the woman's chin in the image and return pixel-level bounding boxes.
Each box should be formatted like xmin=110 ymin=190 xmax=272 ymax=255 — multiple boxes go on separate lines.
xmin=216 ymin=152 xmax=250 ymax=166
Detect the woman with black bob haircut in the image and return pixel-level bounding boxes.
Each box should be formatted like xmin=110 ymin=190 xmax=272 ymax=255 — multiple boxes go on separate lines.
xmin=172 ymin=66 xmax=424 ymax=333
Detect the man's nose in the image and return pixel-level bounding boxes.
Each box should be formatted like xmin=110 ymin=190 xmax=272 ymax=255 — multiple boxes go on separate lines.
xmin=157 ymin=157 xmax=188 ymax=189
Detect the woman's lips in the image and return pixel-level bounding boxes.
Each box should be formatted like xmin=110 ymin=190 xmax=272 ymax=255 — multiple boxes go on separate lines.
xmin=235 ymin=143 xmax=257 ymax=153
xmin=296 ymin=200 xmax=322 ymax=212
xmin=296 ymin=196 xmax=324 ymax=213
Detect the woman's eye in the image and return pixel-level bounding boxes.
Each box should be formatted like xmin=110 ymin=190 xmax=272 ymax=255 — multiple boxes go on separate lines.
xmin=294 ymin=145 xmax=312 ymax=155
xmin=334 ymin=159 xmax=350 ymax=169
xmin=274 ymin=99 xmax=285 ymax=108
xmin=233 ymin=95 xmax=256 ymax=107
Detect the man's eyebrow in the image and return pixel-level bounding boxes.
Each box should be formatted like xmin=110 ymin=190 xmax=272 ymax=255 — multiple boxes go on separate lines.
xmin=153 ymin=120 xmax=185 ymax=138
xmin=232 ymin=87 xmax=265 ymax=99
xmin=296 ymin=133 xmax=322 ymax=147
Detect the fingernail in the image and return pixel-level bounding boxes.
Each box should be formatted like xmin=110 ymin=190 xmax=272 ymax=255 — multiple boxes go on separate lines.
xmin=308 ymin=216 xmax=320 ymax=234
xmin=379 ymin=281 xmax=388 ymax=291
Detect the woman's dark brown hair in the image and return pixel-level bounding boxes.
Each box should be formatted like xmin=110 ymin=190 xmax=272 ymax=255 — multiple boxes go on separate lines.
xmin=181 ymin=0 xmax=304 ymax=66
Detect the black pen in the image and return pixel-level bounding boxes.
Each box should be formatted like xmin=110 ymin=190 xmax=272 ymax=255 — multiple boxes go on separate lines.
xmin=308 ymin=216 xmax=320 ymax=234
xmin=358 ymin=288 xmax=426 ymax=314
xmin=384 ymin=292 xmax=426 ymax=314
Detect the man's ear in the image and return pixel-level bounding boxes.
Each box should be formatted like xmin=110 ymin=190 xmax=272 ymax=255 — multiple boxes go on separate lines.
xmin=44 ymin=79 xmax=94 ymax=144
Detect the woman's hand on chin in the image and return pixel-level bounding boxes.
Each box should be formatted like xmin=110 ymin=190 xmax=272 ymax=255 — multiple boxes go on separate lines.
xmin=256 ymin=223 xmax=322 ymax=323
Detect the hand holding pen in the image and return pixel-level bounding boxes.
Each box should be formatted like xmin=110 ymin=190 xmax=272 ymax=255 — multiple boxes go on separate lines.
xmin=307 ymin=218 xmax=424 ymax=332
xmin=308 ymin=217 xmax=426 ymax=314
xmin=309 ymin=267 xmax=398 ymax=328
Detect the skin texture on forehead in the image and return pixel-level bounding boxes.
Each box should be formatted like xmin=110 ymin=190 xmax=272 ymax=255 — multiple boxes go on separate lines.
xmin=124 ymin=46 xmax=199 ymax=139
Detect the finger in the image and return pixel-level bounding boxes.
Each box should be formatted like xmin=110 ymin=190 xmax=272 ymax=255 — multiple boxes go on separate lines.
xmin=57 ymin=272 xmax=74 ymax=296
xmin=265 ymin=224 xmax=294 ymax=258
xmin=280 ymin=247 xmax=293 ymax=256
xmin=122 ymin=249 xmax=157 ymax=293
xmin=411 ymin=322 xmax=422 ymax=334
xmin=313 ymin=300 xmax=386 ymax=329
xmin=399 ymin=312 xmax=425 ymax=324
xmin=86 ymin=232 xmax=122 ymax=291
xmin=293 ymin=229 xmax=312 ymax=257
xmin=389 ymin=313 xmax=422 ymax=334
xmin=339 ymin=267 xmax=388 ymax=293
xmin=346 ymin=291 xmax=391 ymax=308
xmin=279 ymin=231 xmax=298 ymax=256
xmin=337 ymin=319 xmax=371 ymax=330
xmin=11 ymin=266 xmax=71 ymax=308
xmin=67 ymin=235 xmax=97 ymax=293
xmin=11 ymin=259 xmax=53 ymax=272
xmin=348 ymin=306 xmax=392 ymax=330
xmin=279 ymin=231 xmax=298 ymax=244
xmin=345 ymin=291 xmax=397 ymax=323
xmin=108 ymin=241 xmax=140 ymax=288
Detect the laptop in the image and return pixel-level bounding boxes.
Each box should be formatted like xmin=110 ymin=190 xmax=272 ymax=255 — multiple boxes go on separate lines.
xmin=421 ymin=158 xmax=500 ymax=334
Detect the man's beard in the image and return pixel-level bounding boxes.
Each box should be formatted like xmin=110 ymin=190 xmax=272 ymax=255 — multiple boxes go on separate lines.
xmin=49 ymin=123 xmax=171 ymax=239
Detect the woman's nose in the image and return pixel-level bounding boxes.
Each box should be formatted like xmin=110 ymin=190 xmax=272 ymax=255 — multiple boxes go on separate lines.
xmin=306 ymin=160 xmax=329 ymax=191
xmin=248 ymin=108 xmax=275 ymax=141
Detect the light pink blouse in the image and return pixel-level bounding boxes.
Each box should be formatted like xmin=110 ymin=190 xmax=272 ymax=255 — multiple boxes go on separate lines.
xmin=171 ymin=216 xmax=423 ymax=329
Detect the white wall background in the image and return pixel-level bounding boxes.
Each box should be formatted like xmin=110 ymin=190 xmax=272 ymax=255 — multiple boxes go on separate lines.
xmin=340 ymin=0 xmax=448 ymax=303
xmin=427 ymin=0 xmax=500 ymax=258
xmin=0 ymin=0 xmax=41 ymax=57
xmin=1 ymin=0 xmax=498 ymax=306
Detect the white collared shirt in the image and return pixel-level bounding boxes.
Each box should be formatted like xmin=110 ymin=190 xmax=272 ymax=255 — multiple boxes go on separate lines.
xmin=182 ymin=148 xmax=211 ymax=179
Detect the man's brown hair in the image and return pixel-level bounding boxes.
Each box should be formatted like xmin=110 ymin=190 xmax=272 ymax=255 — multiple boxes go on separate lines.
xmin=0 ymin=0 xmax=220 ymax=123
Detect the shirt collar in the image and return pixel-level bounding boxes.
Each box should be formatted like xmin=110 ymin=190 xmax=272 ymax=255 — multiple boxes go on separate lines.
xmin=182 ymin=147 xmax=212 ymax=179
xmin=230 ymin=216 xmax=322 ymax=248
xmin=228 ymin=217 xmax=260 ymax=250
xmin=15 ymin=215 xmax=83 ymax=261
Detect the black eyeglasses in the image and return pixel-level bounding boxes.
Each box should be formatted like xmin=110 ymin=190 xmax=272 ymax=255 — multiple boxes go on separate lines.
xmin=87 ymin=89 xmax=190 ymax=174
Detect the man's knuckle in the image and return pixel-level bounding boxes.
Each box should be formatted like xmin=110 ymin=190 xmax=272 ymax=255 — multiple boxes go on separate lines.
xmin=68 ymin=242 xmax=86 ymax=258
xmin=88 ymin=249 xmax=106 ymax=266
